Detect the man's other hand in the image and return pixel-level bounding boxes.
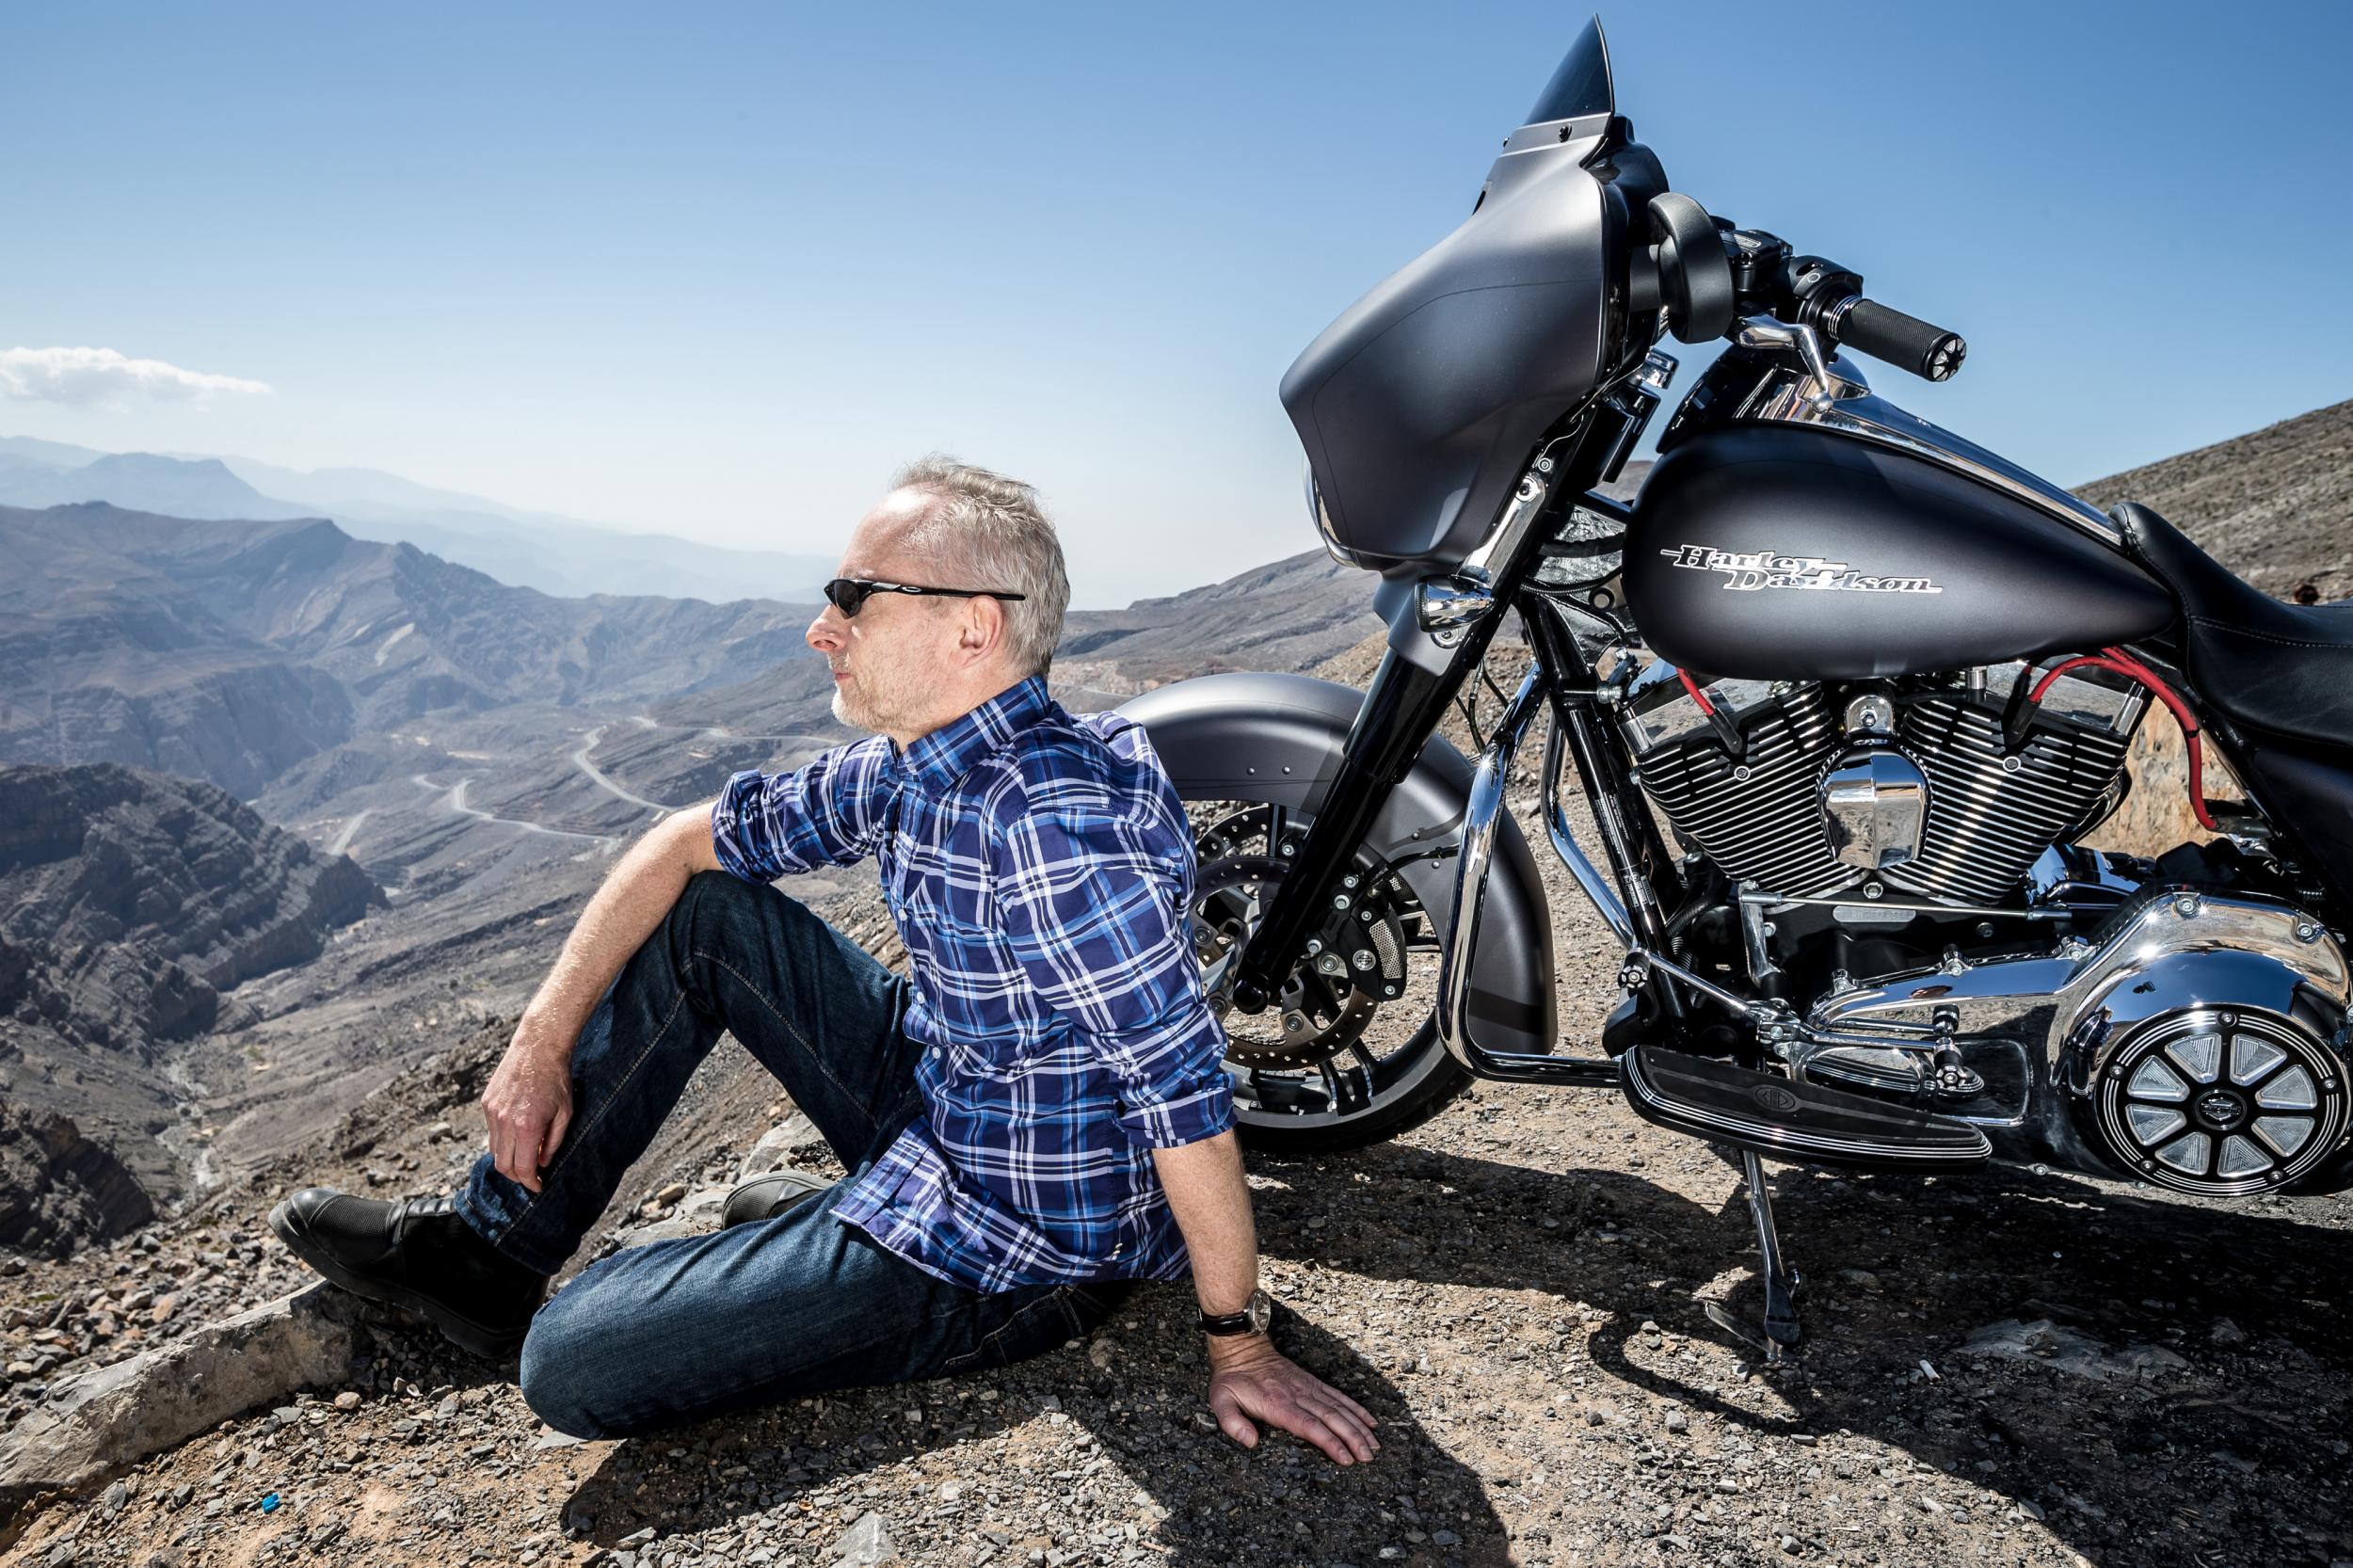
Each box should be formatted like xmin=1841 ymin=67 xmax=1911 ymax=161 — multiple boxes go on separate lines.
xmin=481 ymin=1017 xmax=576 ymax=1194
xmin=1206 ymin=1334 xmax=1380 ymax=1464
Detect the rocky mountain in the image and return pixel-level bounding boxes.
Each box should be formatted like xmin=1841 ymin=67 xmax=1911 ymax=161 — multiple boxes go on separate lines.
xmin=2075 ymin=395 xmax=2352 ymax=599
xmin=0 ymin=763 xmax=381 ymax=1231
xmin=0 ymin=503 xmax=823 ymax=797
xmin=0 ymin=439 xmax=836 ymax=604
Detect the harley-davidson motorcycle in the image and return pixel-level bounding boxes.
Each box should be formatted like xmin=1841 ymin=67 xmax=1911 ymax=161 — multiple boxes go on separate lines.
xmin=1117 ymin=18 xmax=2353 ymax=1357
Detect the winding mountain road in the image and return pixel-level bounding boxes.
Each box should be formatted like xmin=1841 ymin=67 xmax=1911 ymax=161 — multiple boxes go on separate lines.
xmin=572 ymin=726 xmax=673 ymax=815
xmin=411 ymin=774 xmax=615 ymax=848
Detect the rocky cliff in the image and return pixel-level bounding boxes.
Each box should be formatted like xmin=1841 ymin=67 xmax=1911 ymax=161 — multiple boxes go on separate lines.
xmin=0 ymin=1104 xmax=153 ymax=1258
xmin=0 ymin=764 xmax=384 ymax=1238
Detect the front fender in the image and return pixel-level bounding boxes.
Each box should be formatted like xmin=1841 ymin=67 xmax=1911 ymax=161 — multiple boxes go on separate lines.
xmin=1120 ymin=670 xmax=1557 ymax=1055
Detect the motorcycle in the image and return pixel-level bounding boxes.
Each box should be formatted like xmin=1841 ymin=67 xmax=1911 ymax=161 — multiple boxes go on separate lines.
xmin=1117 ymin=17 xmax=2353 ymax=1358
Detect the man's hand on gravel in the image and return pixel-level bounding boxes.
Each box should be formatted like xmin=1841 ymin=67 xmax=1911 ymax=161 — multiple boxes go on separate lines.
xmin=1206 ymin=1334 xmax=1380 ymax=1464
xmin=481 ymin=1016 xmax=576 ymax=1194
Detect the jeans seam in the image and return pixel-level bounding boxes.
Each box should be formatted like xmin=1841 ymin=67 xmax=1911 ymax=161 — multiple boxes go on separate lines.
xmin=696 ymin=948 xmax=868 ymax=1112
xmin=942 ymin=1288 xmax=1076 ymax=1374
xmin=504 ymin=980 xmax=694 ymax=1243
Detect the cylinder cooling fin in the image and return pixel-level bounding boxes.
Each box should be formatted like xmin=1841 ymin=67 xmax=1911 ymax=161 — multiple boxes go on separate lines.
xmin=1627 ymin=680 xmax=1851 ymax=897
xmin=2093 ymin=1010 xmax=2348 ymax=1195
xmin=1625 ymin=662 xmax=2141 ymax=908
xmin=1885 ymin=694 xmax=2133 ymax=905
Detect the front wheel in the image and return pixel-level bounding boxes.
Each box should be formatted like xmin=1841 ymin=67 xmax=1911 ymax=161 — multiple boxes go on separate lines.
xmin=1187 ymin=801 xmax=1470 ymax=1154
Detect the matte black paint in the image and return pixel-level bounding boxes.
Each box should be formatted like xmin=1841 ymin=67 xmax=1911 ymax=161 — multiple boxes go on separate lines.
xmin=2236 ymin=740 xmax=2353 ymax=911
xmin=1280 ymin=148 xmax=1612 ymax=578
xmin=1118 ymin=671 xmax=1557 ymax=1055
xmin=1624 ymin=426 xmax=2175 ymax=680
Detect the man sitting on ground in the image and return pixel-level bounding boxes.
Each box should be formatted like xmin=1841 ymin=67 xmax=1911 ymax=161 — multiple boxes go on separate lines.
xmin=269 ymin=456 xmax=1379 ymax=1464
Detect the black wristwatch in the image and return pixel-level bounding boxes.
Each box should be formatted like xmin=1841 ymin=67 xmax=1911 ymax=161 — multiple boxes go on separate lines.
xmin=1198 ymin=1288 xmax=1273 ymax=1336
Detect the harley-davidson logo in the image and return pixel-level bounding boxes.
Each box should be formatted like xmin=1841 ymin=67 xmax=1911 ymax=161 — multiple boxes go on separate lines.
xmin=1659 ymin=543 xmax=1943 ymax=595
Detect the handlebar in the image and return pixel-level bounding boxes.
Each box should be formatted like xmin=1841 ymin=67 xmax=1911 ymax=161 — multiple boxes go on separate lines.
xmin=1819 ymin=296 xmax=1966 ymax=383
xmin=1637 ymin=200 xmax=1970 ymax=383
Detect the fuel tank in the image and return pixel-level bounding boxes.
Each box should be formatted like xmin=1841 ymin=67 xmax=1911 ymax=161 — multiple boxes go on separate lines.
xmin=1623 ymin=425 xmax=2175 ymax=680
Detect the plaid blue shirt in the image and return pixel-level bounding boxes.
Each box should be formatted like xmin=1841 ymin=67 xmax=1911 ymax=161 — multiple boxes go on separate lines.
xmin=710 ymin=676 xmax=1236 ymax=1292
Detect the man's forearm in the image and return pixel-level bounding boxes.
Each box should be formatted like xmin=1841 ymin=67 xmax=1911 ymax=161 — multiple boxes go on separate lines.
xmin=1150 ymin=1129 xmax=1258 ymax=1318
xmin=522 ymin=804 xmax=716 ymax=1049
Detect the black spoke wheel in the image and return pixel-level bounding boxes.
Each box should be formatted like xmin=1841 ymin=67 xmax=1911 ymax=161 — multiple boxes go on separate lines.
xmin=1189 ymin=803 xmax=1469 ymax=1153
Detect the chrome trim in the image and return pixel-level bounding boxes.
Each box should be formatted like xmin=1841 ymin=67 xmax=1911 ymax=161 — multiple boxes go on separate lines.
xmin=1631 ymin=348 xmax=1678 ymax=399
xmin=1735 ymin=359 xmax=2124 ymax=547
xmin=1414 ymin=577 xmax=1497 ymax=643
xmin=1541 ymin=712 xmax=1634 ymax=945
xmin=1435 ymin=667 xmax=1619 ymax=1086
xmin=1461 ymin=435 xmax=1573 ymax=582
xmin=1596 ymin=350 xmax=1676 ymax=481
xmin=1743 ymin=888 xmax=2072 ymax=922
xmin=1622 ymin=1048 xmax=1991 ymax=1167
xmin=1801 ymin=889 xmax=2352 ymax=1176
xmin=1821 ymin=745 xmax=1930 ymax=872
xmin=1735 ymin=317 xmax=1861 ymax=400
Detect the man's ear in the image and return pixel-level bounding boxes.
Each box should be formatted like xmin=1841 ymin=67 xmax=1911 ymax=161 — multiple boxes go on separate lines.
xmin=956 ymin=594 xmax=1005 ymax=668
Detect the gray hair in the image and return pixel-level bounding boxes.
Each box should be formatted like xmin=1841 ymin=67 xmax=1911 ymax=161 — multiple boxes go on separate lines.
xmin=888 ymin=454 xmax=1070 ymax=679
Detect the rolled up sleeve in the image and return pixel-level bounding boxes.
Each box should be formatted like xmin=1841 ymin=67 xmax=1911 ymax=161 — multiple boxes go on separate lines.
xmin=995 ymin=809 xmax=1236 ymax=1149
xmin=711 ymin=739 xmax=895 ymax=883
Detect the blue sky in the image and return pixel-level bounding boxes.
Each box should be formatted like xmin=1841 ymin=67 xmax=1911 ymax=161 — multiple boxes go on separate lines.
xmin=5 ymin=2 xmax=2347 ymax=605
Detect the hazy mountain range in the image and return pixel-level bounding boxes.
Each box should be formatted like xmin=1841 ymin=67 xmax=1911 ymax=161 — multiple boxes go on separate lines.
xmin=0 ymin=435 xmax=835 ymax=604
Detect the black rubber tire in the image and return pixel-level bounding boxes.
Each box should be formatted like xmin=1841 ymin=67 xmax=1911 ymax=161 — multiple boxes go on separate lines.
xmin=1234 ymin=1041 xmax=1473 ymax=1156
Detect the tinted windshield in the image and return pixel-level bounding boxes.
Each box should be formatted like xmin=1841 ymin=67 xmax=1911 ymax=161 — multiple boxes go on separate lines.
xmin=1525 ymin=17 xmax=1614 ymax=126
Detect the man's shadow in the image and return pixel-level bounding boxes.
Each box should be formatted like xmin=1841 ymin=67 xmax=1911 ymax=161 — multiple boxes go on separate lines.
xmin=561 ymin=1301 xmax=1514 ymax=1567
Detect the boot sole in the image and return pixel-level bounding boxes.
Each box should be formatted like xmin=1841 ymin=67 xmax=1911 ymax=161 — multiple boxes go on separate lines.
xmin=267 ymin=1199 xmax=537 ymax=1362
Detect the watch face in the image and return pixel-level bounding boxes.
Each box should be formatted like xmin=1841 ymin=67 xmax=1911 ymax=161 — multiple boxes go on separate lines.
xmin=1246 ymin=1289 xmax=1273 ymax=1334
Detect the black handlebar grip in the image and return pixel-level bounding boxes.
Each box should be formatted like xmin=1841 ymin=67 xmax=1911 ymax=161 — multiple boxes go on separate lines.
xmin=1832 ymin=296 xmax=1966 ymax=381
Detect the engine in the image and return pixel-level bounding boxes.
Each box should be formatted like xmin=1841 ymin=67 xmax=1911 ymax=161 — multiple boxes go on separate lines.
xmin=1614 ymin=657 xmax=2353 ymax=1197
xmin=1622 ymin=659 xmax=2144 ymax=906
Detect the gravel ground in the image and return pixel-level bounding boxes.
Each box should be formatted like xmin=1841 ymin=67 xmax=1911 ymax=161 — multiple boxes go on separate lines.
xmin=9 ymin=770 xmax=2353 ymax=1568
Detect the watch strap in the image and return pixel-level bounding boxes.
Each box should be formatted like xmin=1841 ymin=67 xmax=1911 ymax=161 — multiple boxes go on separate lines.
xmin=1197 ymin=1288 xmax=1272 ymax=1336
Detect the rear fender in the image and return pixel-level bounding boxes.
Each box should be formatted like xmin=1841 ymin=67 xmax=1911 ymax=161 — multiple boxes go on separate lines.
xmin=1119 ymin=671 xmax=1558 ymax=1054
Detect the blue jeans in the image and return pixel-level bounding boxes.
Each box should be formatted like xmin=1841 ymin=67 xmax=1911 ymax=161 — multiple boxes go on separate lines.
xmin=453 ymin=870 xmax=1133 ymax=1439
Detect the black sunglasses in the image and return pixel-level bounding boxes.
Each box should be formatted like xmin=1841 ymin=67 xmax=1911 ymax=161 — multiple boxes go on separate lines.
xmin=822 ymin=578 xmax=1028 ymax=616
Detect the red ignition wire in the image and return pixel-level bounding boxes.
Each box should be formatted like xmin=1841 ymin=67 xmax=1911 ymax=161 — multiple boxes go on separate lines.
xmin=1676 ymin=670 xmax=1717 ymax=715
xmin=2025 ymin=648 xmax=2217 ymax=832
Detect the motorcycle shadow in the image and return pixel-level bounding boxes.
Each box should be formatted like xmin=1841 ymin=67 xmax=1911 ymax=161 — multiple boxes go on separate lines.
xmin=1253 ymin=1139 xmax=2353 ymax=1568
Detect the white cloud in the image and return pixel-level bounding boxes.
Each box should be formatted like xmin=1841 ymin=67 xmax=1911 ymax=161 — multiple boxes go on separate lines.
xmin=0 ymin=345 xmax=273 ymax=407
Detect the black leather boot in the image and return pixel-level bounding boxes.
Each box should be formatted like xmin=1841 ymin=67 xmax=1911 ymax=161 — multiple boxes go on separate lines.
xmin=268 ymin=1189 xmax=549 ymax=1359
xmin=720 ymin=1169 xmax=833 ymax=1229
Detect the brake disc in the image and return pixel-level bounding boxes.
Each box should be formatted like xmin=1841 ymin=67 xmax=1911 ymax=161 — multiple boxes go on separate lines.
xmin=1189 ymin=815 xmax=1416 ymax=1069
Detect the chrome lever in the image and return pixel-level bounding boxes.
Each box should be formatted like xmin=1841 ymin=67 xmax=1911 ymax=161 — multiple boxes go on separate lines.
xmin=1735 ymin=316 xmax=1864 ymax=404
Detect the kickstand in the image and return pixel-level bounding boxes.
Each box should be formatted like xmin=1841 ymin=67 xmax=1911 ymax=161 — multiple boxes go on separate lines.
xmin=1704 ymin=1149 xmax=1802 ymax=1364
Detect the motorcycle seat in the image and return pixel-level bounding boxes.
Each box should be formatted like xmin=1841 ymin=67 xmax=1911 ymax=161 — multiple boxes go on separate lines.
xmin=2113 ymin=501 xmax=2353 ymax=750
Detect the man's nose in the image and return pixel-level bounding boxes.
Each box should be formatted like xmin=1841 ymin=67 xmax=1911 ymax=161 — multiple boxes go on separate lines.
xmin=808 ymin=609 xmax=844 ymax=651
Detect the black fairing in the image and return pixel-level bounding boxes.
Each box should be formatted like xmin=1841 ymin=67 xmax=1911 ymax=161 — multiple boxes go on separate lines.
xmin=1624 ymin=425 xmax=2175 ymax=680
xmin=1279 ymin=149 xmax=1614 ymax=578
